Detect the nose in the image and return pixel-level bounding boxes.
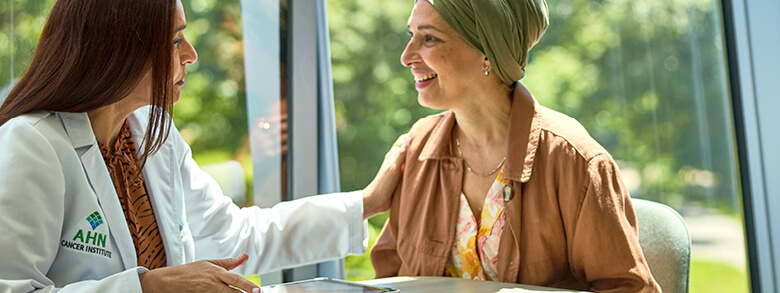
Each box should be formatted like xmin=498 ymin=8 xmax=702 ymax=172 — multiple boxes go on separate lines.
xmin=181 ymin=38 xmax=198 ymax=65
xmin=400 ymin=37 xmax=420 ymax=68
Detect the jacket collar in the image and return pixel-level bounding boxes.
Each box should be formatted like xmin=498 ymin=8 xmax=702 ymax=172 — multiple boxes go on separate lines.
xmin=418 ymin=83 xmax=542 ymax=183
xmin=58 ymin=111 xmax=98 ymax=149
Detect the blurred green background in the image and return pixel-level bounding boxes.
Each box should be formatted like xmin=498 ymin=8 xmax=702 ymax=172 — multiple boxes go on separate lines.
xmin=0 ymin=0 xmax=749 ymax=291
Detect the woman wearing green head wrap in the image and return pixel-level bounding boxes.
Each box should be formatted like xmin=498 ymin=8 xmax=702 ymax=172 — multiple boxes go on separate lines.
xmin=370 ymin=0 xmax=661 ymax=292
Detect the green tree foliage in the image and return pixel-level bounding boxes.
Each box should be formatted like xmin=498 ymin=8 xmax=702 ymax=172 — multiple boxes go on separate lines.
xmin=525 ymin=0 xmax=739 ymax=211
xmin=327 ymin=0 xmax=439 ymax=193
xmin=175 ymin=0 xmax=247 ymax=156
xmin=0 ymin=0 xmax=57 ymax=85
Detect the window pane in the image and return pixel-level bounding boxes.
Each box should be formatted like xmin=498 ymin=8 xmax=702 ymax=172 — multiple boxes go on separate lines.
xmin=330 ymin=0 xmax=750 ymax=291
xmin=177 ymin=0 xmax=253 ymax=207
xmin=1 ymin=0 xmax=57 ymax=92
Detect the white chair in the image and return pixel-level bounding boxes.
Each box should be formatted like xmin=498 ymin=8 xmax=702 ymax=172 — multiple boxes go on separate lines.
xmin=633 ymin=198 xmax=691 ymax=293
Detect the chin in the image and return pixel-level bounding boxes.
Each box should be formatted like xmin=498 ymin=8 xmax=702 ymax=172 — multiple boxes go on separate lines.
xmin=417 ymin=92 xmax=449 ymax=111
xmin=171 ymin=93 xmax=181 ymax=105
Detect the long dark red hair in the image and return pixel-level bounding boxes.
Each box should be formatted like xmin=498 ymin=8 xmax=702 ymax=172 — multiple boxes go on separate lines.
xmin=0 ymin=0 xmax=177 ymax=164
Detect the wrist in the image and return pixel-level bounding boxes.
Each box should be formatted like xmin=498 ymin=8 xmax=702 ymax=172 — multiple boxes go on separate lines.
xmin=138 ymin=269 xmax=155 ymax=292
xmin=362 ymin=184 xmax=378 ymax=220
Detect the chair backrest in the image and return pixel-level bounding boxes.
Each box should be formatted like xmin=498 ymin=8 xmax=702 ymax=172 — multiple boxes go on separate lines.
xmin=632 ymin=198 xmax=691 ymax=293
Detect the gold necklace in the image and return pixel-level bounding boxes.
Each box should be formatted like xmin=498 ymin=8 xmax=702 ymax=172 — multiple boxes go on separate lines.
xmin=455 ymin=137 xmax=505 ymax=177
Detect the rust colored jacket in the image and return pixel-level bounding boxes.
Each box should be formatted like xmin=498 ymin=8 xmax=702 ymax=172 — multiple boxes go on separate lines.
xmin=371 ymin=84 xmax=660 ymax=292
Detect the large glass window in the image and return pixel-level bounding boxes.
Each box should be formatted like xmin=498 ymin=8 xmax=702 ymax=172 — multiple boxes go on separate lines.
xmin=329 ymin=0 xmax=750 ymax=291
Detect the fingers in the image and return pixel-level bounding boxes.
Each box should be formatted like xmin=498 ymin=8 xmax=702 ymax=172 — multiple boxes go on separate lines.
xmin=388 ymin=134 xmax=410 ymax=168
xmin=217 ymin=271 xmax=260 ymax=293
xmin=210 ymin=253 xmax=249 ymax=271
xmin=392 ymin=134 xmax=410 ymax=148
xmin=209 ymin=254 xmax=259 ymax=293
xmin=388 ymin=134 xmax=410 ymax=159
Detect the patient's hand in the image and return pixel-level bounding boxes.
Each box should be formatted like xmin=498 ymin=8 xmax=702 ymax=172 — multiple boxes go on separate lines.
xmin=362 ymin=134 xmax=410 ymax=219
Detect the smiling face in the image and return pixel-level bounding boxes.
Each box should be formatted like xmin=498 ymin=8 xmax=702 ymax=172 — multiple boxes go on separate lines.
xmin=401 ymin=1 xmax=488 ymax=110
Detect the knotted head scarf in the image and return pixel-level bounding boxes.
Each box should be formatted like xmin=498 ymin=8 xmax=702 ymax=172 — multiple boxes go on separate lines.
xmin=424 ymin=0 xmax=549 ymax=86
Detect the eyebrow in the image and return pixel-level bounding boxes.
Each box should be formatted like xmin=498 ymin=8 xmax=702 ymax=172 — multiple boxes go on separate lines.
xmin=175 ymin=25 xmax=187 ymax=33
xmin=407 ymin=24 xmax=444 ymax=33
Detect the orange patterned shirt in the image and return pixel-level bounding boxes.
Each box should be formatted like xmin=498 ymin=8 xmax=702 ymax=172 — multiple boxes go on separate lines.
xmin=445 ymin=167 xmax=509 ymax=281
xmin=99 ymin=121 xmax=167 ymax=270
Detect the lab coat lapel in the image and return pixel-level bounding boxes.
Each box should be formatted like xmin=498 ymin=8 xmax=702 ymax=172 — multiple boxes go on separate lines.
xmin=127 ymin=110 xmax=184 ymax=266
xmin=57 ymin=112 xmax=137 ymax=270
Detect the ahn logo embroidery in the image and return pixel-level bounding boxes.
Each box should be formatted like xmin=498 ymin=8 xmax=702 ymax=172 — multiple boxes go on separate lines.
xmin=60 ymin=211 xmax=112 ymax=258
xmin=86 ymin=211 xmax=104 ymax=230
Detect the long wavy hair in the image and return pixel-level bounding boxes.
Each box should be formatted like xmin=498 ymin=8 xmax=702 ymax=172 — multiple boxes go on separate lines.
xmin=0 ymin=0 xmax=177 ymax=165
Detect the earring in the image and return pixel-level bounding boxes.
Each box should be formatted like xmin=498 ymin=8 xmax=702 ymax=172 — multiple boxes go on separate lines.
xmin=484 ymin=66 xmax=489 ymax=76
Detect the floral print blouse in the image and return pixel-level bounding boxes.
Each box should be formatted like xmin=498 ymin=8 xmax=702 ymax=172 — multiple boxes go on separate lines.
xmin=445 ymin=168 xmax=509 ymax=281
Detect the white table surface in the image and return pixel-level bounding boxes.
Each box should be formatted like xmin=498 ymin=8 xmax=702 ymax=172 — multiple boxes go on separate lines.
xmin=358 ymin=276 xmax=585 ymax=293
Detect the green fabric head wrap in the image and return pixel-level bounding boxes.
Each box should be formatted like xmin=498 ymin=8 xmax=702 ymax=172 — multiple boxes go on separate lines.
xmin=425 ymin=0 xmax=549 ymax=86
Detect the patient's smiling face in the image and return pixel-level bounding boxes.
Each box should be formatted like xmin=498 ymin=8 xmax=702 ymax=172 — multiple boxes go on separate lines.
xmin=400 ymin=1 xmax=487 ymax=111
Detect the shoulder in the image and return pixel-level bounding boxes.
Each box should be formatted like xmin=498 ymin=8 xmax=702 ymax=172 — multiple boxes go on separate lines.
xmin=0 ymin=111 xmax=66 ymax=179
xmin=0 ymin=111 xmax=67 ymax=146
xmin=407 ymin=111 xmax=448 ymax=140
xmin=1 ymin=111 xmax=55 ymax=130
xmin=536 ymin=105 xmax=608 ymax=163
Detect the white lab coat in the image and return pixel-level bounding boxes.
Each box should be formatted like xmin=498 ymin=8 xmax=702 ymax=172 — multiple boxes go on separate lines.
xmin=0 ymin=107 xmax=367 ymax=292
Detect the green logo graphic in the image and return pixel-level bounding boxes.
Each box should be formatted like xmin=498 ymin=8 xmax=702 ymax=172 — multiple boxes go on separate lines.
xmin=86 ymin=211 xmax=103 ymax=230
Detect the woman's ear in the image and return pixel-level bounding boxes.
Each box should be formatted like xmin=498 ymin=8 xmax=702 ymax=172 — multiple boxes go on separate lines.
xmin=483 ymin=56 xmax=492 ymax=68
xmin=482 ymin=56 xmax=493 ymax=75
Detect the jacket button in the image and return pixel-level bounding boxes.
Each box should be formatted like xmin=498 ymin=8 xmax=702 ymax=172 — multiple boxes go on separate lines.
xmin=503 ymin=186 xmax=512 ymax=201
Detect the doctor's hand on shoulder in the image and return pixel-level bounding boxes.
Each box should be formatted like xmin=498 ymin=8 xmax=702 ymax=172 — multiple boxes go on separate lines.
xmin=139 ymin=253 xmax=259 ymax=293
xmin=362 ymin=134 xmax=410 ymax=219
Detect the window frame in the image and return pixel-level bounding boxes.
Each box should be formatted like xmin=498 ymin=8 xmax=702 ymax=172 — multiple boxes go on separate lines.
xmin=722 ymin=0 xmax=780 ymax=291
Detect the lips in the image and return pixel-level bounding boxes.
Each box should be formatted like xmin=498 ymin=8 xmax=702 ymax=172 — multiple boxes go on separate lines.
xmin=413 ymin=73 xmax=437 ymax=89
xmin=414 ymin=73 xmax=437 ymax=82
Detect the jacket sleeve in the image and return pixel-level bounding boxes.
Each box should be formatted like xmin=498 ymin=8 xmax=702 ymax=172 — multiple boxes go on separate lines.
xmin=370 ymin=184 xmax=403 ymax=278
xmin=568 ymin=154 xmax=661 ymax=293
xmin=172 ymin=128 xmax=367 ymax=275
xmin=0 ymin=119 xmax=145 ymax=293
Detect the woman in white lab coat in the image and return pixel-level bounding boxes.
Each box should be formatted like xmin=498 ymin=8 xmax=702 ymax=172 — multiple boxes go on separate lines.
xmin=0 ymin=0 xmax=406 ymax=292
